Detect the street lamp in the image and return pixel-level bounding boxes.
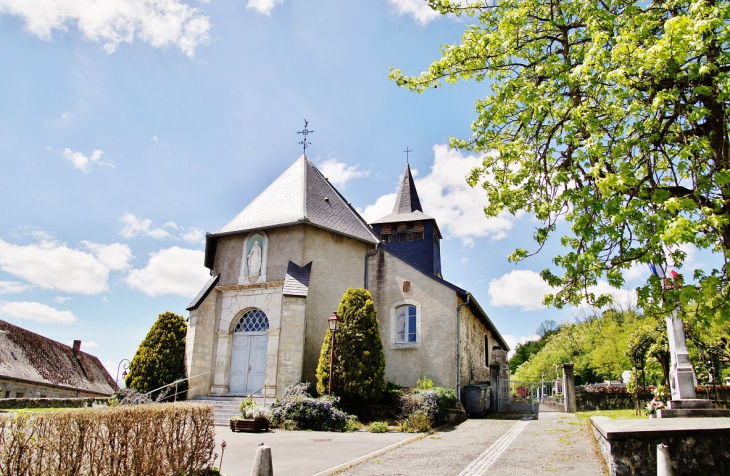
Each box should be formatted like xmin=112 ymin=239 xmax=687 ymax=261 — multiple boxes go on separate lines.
xmin=116 ymin=359 xmax=130 ymax=389
xmin=328 ymin=312 xmax=340 ymax=396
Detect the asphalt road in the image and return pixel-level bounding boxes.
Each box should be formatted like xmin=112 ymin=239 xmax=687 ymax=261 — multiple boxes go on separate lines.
xmin=214 ymin=409 xmax=605 ymax=476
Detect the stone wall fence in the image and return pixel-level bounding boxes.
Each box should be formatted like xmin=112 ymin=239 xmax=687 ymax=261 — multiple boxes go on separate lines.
xmin=0 ymin=397 xmax=110 ymax=410
xmin=576 ymin=385 xmax=730 ymax=412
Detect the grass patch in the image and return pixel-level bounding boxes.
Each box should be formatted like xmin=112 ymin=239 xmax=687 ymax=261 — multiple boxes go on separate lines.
xmin=575 ymin=409 xmax=644 ymax=422
xmin=0 ymin=408 xmax=69 ymax=413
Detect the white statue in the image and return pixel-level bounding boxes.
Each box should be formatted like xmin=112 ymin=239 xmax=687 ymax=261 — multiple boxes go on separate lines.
xmin=247 ymin=240 xmax=262 ymax=279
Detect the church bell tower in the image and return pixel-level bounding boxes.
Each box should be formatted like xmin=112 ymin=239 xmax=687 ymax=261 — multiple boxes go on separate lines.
xmin=370 ymin=163 xmax=442 ymax=277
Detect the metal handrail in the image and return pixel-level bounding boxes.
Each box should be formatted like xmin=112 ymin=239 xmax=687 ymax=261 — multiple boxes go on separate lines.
xmin=138 ymin=372 xmax=213 ymax=401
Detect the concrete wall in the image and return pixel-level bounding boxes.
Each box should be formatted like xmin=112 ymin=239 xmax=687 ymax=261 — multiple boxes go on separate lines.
xmin=368 ymin=248 xmax=458 ymax=389
xmin=0 ymin=378 xmax=109 ymax=399
xmin=185 ymin=289 xmax=218 ymax=399
xmin=300 ymin=226 xmax=370 ymax=384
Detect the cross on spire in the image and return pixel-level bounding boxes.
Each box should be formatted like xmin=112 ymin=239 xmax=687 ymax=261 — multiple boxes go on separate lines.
xmin=404 ymin=147 xmax=412 ymax=163
xmin=297 ymin=119 xmax=314 ymax=155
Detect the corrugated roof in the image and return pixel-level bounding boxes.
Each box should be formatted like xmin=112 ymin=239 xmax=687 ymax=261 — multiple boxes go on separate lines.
xmin=283 ymin=261 xmax=312 ymax=297
xmin=186 ymin=274 xmax=220 ymax=311
xmin=0 ymin=319 xmax=117 ymax=396
xmin=212 ymin=156 xmax=379 ymax=244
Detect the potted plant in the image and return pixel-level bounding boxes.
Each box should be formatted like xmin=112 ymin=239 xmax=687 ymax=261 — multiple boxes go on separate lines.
xmin=230 ymin=397 xmax=271 ymax=432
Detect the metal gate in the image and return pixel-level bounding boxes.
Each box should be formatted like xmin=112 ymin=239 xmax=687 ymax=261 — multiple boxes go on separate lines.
xmin=496 ymin=377 xmax=566 ymax=413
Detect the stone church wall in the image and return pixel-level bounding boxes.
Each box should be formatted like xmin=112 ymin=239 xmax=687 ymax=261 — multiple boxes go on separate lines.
xmin=459 ymin=300 xmax=493 ymax=386
xmin=277 ymin=295 xmax=307 ymax=391
xmin=300 ymin=227 xmax=370 ymax=384
xmin=368 ymin=248 xmax=458 ymax=389
xmin=185 ymin=289 xmax=218 ymax=399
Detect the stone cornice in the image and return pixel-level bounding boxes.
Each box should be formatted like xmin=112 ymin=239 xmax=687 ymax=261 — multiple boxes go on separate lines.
xmin=216 ymin=281 xmax=284 ymax=292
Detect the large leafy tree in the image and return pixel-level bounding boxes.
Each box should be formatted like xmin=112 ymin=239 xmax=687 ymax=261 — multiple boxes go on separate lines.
xmin=126 ymin=311 xmax=188 ymax=399
xmin=391 ymin=0 xmax=730 ymax=323
xmin=316 ymin=288 xmax=386 ymax=403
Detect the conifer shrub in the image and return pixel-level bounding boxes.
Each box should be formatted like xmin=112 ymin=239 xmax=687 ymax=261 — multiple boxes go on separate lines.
xmin=126 ymin=311 xmax=188 ymax=401
xmin=315 ymin=288 xmax=386 ymax=404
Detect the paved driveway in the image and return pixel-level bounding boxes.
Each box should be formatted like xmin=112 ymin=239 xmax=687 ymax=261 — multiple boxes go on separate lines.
xmin=215 ymin=410 xmax=605 ymax=476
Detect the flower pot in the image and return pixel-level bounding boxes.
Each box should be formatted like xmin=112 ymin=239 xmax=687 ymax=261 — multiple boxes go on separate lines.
xmin=230 ymin=417 xmax=269 ymax=432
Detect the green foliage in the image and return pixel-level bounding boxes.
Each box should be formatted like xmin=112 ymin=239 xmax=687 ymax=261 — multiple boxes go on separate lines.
xmin=125 ymin=312 xmax=188 ymax=399
xmin=346 ymin=419 xmax=364 ymax=432
xmin=368 ymin=421 xmax=389 ymax=433
xmin=509 ymin=321 xmax=561 ymax=373
xmin=402 ymin=387 xmax=457 ymax=426
xmin=316 ymin=288 xmax=386 ymax=403
xmin=393 ymin=0 xmax=730 ymax=325
xmin=416 ymin=376 xmax=434 ymax=390
xmin=238 ymin=397 xmax=256 ymax=415
xmin=398 ymin=410 xmax=431 ymax=433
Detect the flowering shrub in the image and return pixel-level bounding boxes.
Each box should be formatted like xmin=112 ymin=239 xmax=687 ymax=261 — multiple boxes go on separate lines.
xmin=269 ymin=383 xmax=355 ymax=432
xmin=398 ymin=410 xmax=431 ymax=433
xmin=407 ymin=387 xmax=456 ymax=424
xmin=646 ymin=398 xmax=666 ymax=415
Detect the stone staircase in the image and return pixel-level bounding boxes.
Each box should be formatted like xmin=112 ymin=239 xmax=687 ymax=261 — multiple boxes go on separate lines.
xmin=195 ymin=395 xmax=273 ymax=426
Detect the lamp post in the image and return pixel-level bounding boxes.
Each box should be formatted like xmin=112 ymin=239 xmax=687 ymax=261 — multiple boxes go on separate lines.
xmin=328 ymin=312 xmax=340 ymax=396
xmin=116 ymin=359 xmax=130 ymax=389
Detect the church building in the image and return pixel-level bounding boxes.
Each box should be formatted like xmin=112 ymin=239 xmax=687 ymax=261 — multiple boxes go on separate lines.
xmin=185 ymin=155 xmax=509 ymax=400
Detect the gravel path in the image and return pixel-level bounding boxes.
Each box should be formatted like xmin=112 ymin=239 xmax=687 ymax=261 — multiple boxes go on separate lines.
xmin=340 ymin=410 xmax=604 ymax=476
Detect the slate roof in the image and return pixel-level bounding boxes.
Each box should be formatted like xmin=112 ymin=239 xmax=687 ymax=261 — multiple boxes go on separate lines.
xmin=283 ymin=261 xmax=312 ymax=297
xmin=371 ymin=163 xmax=436 ymax=225
xmin=186 ymin=273 xmax=220 ymax=311
xmin=212 ymin=156 xmax=379 ymax=244
xmin=0 ymin=319 xmax=117 ymax=396
xmin=379 ymin=244 xmax=510 ymax=351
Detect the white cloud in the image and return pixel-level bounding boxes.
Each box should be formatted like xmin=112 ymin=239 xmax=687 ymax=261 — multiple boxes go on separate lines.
xmin=317 ymin=158 xmax=370 ymax=187
xmin=623 ymin=262 xmax=647 ymax=282
xmin=461 ymin=257 xmax=470 ymax=264
xmin=53 ymin=296 xmax=72 ymax=304
xmin=61 ymin=111 xmax=74 ymax=120
xmin=0 ymin=281 xmax=29 ymax=294
xmin=503 ymin=334 xmax=541 ymax=359
xmin=125 ymin=246 xmax=209 ymax=297
xmin=488 ymin=269 xmax=554 ymax=311
xmin=63 ymin=148 xmax=110 ymax=172
xmin=181 ymin=227 xmax=205 ymax=244
xmin=580 ymin=281 xmax=637 ymax=312
xmin=152 ymin=135 xmax=160 ymax=142
xmin=246 ymin=0 xmax=284 ymax=16
xmin=164 ymin=221 xmax=179 ymax=230
xmin=362 ymin=145 xmax=516 ymax=245
xmin=0 ymin=0 xmax=210 ymax=57
xmin=0 ymin=301 xmax=76 ymax=324
xmin=82 ymin=242 xmax=133 ymax=271
xmin=0 ymin=238 xmax=111 ymax=294
xmin=118 ymin=213 xmax=172 ymax=239
xmin=388 ymin=0 xmax=441 ymax=25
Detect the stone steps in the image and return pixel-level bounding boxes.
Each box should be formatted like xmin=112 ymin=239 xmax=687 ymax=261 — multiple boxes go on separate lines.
xmin=195 ymin=395 xmax=273 ymax=426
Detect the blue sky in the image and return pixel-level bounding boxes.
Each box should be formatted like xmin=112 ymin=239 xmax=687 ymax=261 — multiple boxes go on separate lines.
xmin=0 ymin=0 xmax=707 ymax=383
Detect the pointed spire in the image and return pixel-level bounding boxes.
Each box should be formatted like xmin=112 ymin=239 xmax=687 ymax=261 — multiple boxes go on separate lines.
xmin=393 ymin=163 xmax=423 ymax=214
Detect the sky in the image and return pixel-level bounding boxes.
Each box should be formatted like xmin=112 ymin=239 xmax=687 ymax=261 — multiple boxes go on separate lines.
xmin=0 ymin=0 xmax=714 ymax=384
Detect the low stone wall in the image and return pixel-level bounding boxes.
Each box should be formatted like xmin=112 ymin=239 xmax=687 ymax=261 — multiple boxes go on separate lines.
xmin=0 ymin=397 xmax=110 ymax=410
xmin=590 ymin=416 xmax=730 ymax=475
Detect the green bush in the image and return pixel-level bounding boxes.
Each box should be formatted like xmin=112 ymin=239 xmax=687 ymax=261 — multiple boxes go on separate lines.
xmin=269 ymin=383 xmax=354 ymax=432
xmin=126 ymin=311 xmax=188 ymax=401
xmin=315 ymin=288 xmax=386 ymax=403
xmin=403 ymin=387 xmax=457 ymax=426
xmin=416 ymin=376 xmax=434 ymax=390
xmin=346 ymin=419 xmax=364 ymax=432
xmin=368 ymin=421 xmax=389 ymax=433
xmin=398 ymin=410 xmax=431 ymax=433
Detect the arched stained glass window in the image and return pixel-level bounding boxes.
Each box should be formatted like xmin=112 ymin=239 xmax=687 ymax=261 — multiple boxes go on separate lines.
xmin=234 ymin=309 xmax=269 ymax=333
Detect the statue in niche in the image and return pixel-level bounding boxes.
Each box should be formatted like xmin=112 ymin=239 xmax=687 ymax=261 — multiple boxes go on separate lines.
xmin=247 ymin=240 xmax=263 ymax=280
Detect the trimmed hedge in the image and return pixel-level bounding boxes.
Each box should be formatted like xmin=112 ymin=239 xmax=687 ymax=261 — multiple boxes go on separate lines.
xmin=0 ymin=402 xmax=216 ymax=475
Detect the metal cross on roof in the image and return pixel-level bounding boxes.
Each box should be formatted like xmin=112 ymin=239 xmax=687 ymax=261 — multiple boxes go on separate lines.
xmin=297 ymin=119 xmax=314 ymax=154
xmin=404 ymin=147 xmax=412 ymax=163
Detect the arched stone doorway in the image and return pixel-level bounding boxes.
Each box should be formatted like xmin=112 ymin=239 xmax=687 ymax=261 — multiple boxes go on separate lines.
xmin=229 ymin=309 xmax=269 ymax=394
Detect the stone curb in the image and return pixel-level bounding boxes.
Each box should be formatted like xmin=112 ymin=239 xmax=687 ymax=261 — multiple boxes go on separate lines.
xmin=310 ymin=429 xmax=435 ymax=476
